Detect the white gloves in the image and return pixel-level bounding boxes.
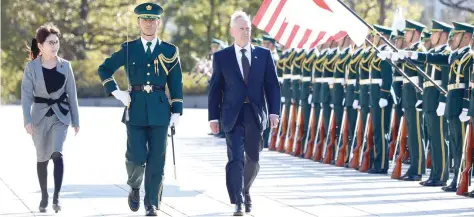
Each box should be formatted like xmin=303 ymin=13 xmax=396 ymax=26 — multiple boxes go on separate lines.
xmin=415 ymin=100 xmax=422 ymax=111
xmin=379 ymin=98 xmax=388 ymax=108
xmin=352 ymin=100 xmax=360 ymax=109
xmin=459 ymin=109 xmax=470 ymax=122
xmin=112 ymin=90 xmax=131 ymax=106
xmin=377 ymin=50 xmax=392 ymax=60
xmin=308 ymin=94 xmax=312 ymax=105
xmin=281 ymin=97 xmax=285 ymax=103
xmin=330 ymin=104 xmax=334 ymax=108
xmin=436 ymin=102 xmax=446 ymax=116
xmin=170 ymin=113 xmax=180 ymax=127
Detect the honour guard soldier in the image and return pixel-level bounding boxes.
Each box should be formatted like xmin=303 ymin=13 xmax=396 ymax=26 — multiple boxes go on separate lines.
xmin=391 ymin=20 xmax=427 ymax=181
xmin=97 ymin=3 xmax=183 ymax=216
xmin=403 ymin=22 xmax=473 ymax=191
xmin=276 ymin=48 xmax=296 ymax=151
xmin=412 ymin=20 xmax=453 ymax=186
xmin=390 ymin=30 xmax=407 ymax=151
xmin=369 ymin=25 xmax=393 ymax=174
xmin=262 ymin=35 xmax=279 ymax=148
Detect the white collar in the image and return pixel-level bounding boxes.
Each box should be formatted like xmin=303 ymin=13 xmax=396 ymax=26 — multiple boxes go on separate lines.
xmin=234 ymin=43 xmax=252 ymax=53
xmin=341 ymin=46 xmax=350 ymax=54
xmin=434 ymin=44 xmax=447 ymax=52
xmin=456 ymin=45 xmax=471 ymax=54
xmin=140 ymin=36 xmax=159 ymax=51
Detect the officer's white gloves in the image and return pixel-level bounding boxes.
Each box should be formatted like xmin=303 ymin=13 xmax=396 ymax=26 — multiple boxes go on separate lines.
xmin=170 ymin=113 xmax=180 ymax=127
xmin=415 ymin=100 xmax=422 ymax=111
xmin=330 ymin=104 xmax=334 ymax=108
xmin=352 ymin=100 xmax=360 ymax=109
xmin=281 ymin=97 xmax=285 ymax=103
xmin=436 ymin=102 xmax=446 ymax=116
xmin=377 ymin=50 xmax=392 ymax=60
xmin=379 ymin=98 xmax=388 ymax=108
xmin=459 ymin=109 xmax=470 ymax=122
xmin=308 ymin=94 xmax=312 ymax=105
xmin=391 ymin=51 xmax=418 ymax=61
xmin=112 ymin=90 xmax=131 ymax=106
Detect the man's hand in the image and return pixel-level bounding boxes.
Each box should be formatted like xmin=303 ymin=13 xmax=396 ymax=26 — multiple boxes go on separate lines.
xmin=210 ymin=121 xmax=219 ymax=134
xmin=169 ymin=113 xmax=180 ymax=127
xmin=112 ymin=90 xmax=130 ymax=106
xmin=270 ymin=114 xmax=279 ymax=128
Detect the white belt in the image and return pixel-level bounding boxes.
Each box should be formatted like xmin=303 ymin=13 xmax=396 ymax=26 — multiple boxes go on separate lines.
xmin=333 ymin=78 xmax=345 ymax=84
xmin=393 ymin=76 xmax=403 ymax=82
xmin=471 ymin=82 xmax=474 ymax=88
xmin=302 ymin=77 xmax=312 ymax=82
xmin=291 ymin=75 xmax=302 ymax=80
xmin=360 ymin=79 xmax=382 ymax=85
xmin=448 ymin=83 xmax=466 ymax=90
xmin=346 ymin=79 xmax=356 ymax=85
xmin=403 ymin=76 xmax=419 ymax=84
xmin=320 ymin=77 xmax=333 ymax=83
xmin=423 ymin=80 xmax=441 ymax=88
xmin=283 ymin=74 xmax=291 ymax=79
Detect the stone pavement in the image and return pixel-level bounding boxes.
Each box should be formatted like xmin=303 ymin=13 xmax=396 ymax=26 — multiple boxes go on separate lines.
xmin=0 ymin=105 xmax=473 ymax=217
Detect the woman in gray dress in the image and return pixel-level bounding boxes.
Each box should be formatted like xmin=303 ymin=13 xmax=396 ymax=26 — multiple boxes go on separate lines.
xmin=21 ymin=23 xmax=80 ymax=213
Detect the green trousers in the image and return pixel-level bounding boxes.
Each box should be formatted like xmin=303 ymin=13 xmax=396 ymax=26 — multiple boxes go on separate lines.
xmin=300 ymin=99 xmax=312 ymax=156
xmin=447 ymin=116 xmax=467 ymax=185
xmin=405 ymin=108 xmax=426 ymax=176
xmin=425 ymin=113 xmax=449 ymax=182
xmin=343 ymin=107 xmax=357 ymax=164
xmin=125 ymin=124 xmax=168 ymax=207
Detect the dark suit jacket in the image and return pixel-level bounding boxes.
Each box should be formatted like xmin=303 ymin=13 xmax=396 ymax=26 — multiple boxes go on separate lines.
xmin=208 ymin=44 xmax=281 ymax=133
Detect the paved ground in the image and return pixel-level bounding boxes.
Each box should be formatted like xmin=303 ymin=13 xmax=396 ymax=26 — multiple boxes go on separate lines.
xmin=1 ymin=105 xmax=473 ymax=217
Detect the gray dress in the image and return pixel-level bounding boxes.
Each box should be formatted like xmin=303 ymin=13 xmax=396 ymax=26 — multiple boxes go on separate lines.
xmin=21 ymin=57 xmax=80 ymax=162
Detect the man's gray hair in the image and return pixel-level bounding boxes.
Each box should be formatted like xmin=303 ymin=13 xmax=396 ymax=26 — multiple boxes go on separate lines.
xmin=230 ymin=10 xmax=251 ymax=28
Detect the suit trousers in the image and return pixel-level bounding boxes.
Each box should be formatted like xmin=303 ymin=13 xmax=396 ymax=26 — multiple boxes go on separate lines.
xmin=225 ymin=104 xmax=262 ymax=205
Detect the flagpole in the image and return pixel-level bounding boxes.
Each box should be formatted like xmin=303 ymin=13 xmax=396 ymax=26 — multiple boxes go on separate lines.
xmin=336 ymin=0 xmax=447 ymax=95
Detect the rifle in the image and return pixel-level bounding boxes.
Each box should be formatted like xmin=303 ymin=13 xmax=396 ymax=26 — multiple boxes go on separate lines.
xmin=276 ymin=102 xmax=293 ymax=152
xmin=391 ymin=116 xmax=407 ymax=179
xmin=456 ymin=121 xmax=473 ymax=195
xmin=349 ymin=109 xmax=364 ymax=169
xmin=304 ymin=105 xmax=317 ymax=159
xmin=335 ymin=108 xmax=349 ymax=167
xmin=283 ymin=101 xmax=298 ymax=153
xmin=322 ymin=109 xmax=336 ymax=164
xmin=293 ymin=103 xmax=305 ymax=156
xmin=348 ymin=109 xmax=361 ymax=166
xmin=359 ymin=113 xmax=373 ymax=172
xmin=312 ymin=107 xmax=326 ymax=161
xmin=388 ymin=106 xmax=398 ymax=160
xmin=269 ymin=104 xmax=286 ymax=151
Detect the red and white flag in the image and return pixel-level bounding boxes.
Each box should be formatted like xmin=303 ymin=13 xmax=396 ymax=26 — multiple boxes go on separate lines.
xmin=252 ymin=0 xmax=369 ymax=49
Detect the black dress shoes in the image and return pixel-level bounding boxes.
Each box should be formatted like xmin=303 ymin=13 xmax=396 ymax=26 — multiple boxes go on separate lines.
xmin=245 ymin=203 xmax=252 ymax=213
xmin=367 ymin=169 xmax=388 ymax=174
xmin=233 ymin=204 xmax=244 ymax=216
xmin=442 ymin=182 xmax=457 ymax=192
xmin=399 ymin=174 xmax=421 ymax=181
xmin=128 ymin=188 xmax=140 ymax=212
xmin=145 ymin=205 xmax=158 ymax=216
xmin=422 ymin=180 xmax=446 ymax=187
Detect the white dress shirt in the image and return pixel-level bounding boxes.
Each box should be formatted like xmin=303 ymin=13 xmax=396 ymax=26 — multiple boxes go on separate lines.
xmin=234 ymin=43 xmax=252 ymax=78
xmin=141 ymin=36 xmax=159 ymax=53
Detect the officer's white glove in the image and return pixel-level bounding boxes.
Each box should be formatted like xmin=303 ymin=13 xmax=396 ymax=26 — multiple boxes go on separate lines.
xmin=320 ymin=103 xmax=323 ymax=107
xmin=112 ymin=90 xmax=131 ymax=106
xmin=436 ymin=102 xmax=446 ymax=116
xmin=330 ymin=104 xmax=334 ymax=108
xmin=308 ymin=94 xmax=312 ymax=105
xmin=459 ymin=109 xmax=470 ymax=122
xmin=379 ymin=98 xmax=388 ymax=108
xmin=328 ymin=79 xmax=334 ymax=85
xmin=377 ymin=50 xmax=392 ymax=60
xmin=281 ymin=97 xmax=285 ymax=103
xmin=397 ymin=50 xmax=409 ymax=60
xmin=169 ymin=113 xmax=180 ymax=127
xmin=352 ymin=100 xmax=360 ymax=109
xmin=415 ymin=100 xmax=422 ymax=111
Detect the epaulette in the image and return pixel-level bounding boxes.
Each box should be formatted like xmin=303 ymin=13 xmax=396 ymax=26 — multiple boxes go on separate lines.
xmin=158 ymin=41 xmax=180 ymax=75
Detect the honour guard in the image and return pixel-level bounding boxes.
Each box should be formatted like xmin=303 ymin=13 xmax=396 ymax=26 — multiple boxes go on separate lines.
xmin=369 ymin=25 xmax=393 ymax=174
xmin=97 ymin=3 xmax=183 ymax=216
xmin=404 ymin=22 xmax=473 ymax=191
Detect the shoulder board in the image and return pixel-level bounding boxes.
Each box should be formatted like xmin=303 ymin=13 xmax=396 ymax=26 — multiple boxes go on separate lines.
xmin=121 ymin=38 xmax=140 ymax=49
xmin=159 ymin=41 xmax=179 ymax=64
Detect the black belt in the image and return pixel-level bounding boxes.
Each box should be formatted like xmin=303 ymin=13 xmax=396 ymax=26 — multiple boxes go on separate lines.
xmin=131 ymin=85 xmax=165 ymax=93
xmin=34 ymin=92 xmax=69 ymax=116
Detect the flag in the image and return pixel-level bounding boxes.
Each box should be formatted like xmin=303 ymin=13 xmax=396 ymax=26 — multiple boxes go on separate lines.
xmin=252 ymin=0 xmax=369 ymax=48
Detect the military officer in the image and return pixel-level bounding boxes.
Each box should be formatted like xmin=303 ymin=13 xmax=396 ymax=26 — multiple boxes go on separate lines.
xmin=278 ymin=47 xmax=296 ymax=151
xmin=369 ymin=25 xmax=394 ymax=174
xmin=262 ymin=35 xmax=279 ymax=148
xmin=97 ymin=3 xmax=183 ymax=216
xmin=390 ymin=20 xmax=427 ymax=181
xmin=402 ymin=22 xmax=473 ymax=191
xmin=333 ymin=35 xmax=354 ymax=164
xmin=409 ymin=20 xmax=452 ymax=187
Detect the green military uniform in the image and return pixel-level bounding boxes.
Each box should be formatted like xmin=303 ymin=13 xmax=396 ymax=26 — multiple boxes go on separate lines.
xmin=280 ymin=48 xmax=297 ymax=151
xmin=390 ymin=31 xmax=405 ymax=153
xmin=321 ymin=45 xmax=338 ymax=161
xmin=368 ymin=25 xmax=394 ymax=173
xmin=414 ymin=22 xmax=473 ymax=191
xmin=299 ymin=49 xmax=318 ymax=156
xmin=411 ymin=20 xmax=452 ymax=186
xmin=344 ymin=46 xmax=364 ymax=165
xmin=310 ymin=48 xmax=329 ymax=151
xmin=97 ymin=3 xmax=183 ymax=211
xmin=398 ymin=20 xmax=427 ymax=180
xmin=333 ymin=41 xmax=352 ymax=162
xmin=262 ymin=35 xmax=279 ymax=148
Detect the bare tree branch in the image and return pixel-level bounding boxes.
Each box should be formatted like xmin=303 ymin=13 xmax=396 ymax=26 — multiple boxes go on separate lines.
xmin=439 ymin=0 xmax=474 ymax=14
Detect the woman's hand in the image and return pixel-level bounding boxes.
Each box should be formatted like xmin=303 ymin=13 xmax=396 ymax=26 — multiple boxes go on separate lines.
xmin=25 ymin=123 xmax=33 ymax=135
xmin=74 ymin=127 xmax=80 ymax=136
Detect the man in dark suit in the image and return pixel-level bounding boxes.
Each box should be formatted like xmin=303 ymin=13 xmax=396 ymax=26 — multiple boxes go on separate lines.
xmin=207 ymin=11 xmax=281 ymax=216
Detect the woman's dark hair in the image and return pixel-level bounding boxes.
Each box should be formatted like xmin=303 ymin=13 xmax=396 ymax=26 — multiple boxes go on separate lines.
xmin=28 ymin=23 xmax=61 ymax=60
